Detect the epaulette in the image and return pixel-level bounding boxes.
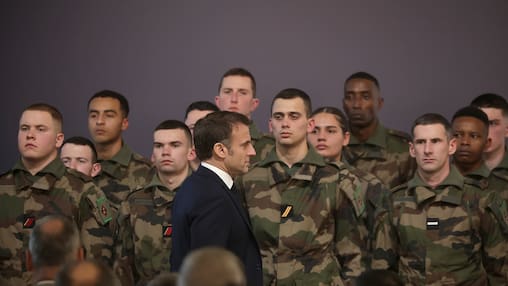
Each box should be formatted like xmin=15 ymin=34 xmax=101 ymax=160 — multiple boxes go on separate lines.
xmin=66 ymin=167 xmax=94 ymax=183
xmin=390 ymin=182 xmax=408 ymax=194
xmin=131 ymin=152 xmax=152 ymax=167
xmin=387 ymin=128 xmax=412 ymax=142
xmin=463 ymin=176 xmax=486 ymax=190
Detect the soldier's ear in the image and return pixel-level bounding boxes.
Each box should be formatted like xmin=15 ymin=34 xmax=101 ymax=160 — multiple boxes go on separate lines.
xmin=187 ymin=147 xmax=196 ymax=162
xmin=55 ymin=132 xmax=64 ymax=148
xmin=91 ymin=162 xmax=101 ymax=177
xmin=448 ymin=137 xmax=457 ymax=155
xmin=25 ymin=250 xmax=33 ymax=271
xmin=343 ymin=131 xmax=351 ymax=146
xmin=409 ymin=142 xmax=416 ymax=158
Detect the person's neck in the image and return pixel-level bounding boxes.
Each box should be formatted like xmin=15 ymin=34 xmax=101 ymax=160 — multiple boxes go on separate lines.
xmin=22 ymin=153 xmax=57 ymax=176
xmin=275 ymin=142 xmax=308 ymax=168
xmin=158 ymin=167 xmax=190 ymax=191
xmin=484 ymin=147 xmax=505 ymax=170
xmin=96 ymin=139 xmax=123 ymax=160
xmin=32 ymin=266 xmax=60 ymax=284
xmin=190 ymin=158 xmax=200 ymax=171
xmin=350 ymin=120 xmax=378 ymax=142
xmin=455 ymin=160 xmax=483 ymax=176
xmin=417 ymin=166 xmax=450 ymax=189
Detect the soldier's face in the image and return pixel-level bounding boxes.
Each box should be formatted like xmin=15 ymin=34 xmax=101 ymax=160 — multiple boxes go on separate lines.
xmin=215 ymin=76 xmax=259 ymax=119
xmin=343 ymin=79 xmax=383 ymax=129
xmin=18 ymin=110 xmax=63 ymax=164
xmin=270 ymin=98 xmax=314 ymax=149
xmin=223 ymin=123 xmax=256 ymax=178
xmin=452 ymin=116 xmax=490 ymax=169
xmin=88 ymin=97 xmax=128 ymax=146
xmin=152 ymin=129 xmax=194 ymax=176
xmin=308 ymin=112 xmax=350 ymax=162
xmin=410 ymin=124 xmax=456 ymax=177
xmin=185 ymin=109 xmax=214 ymax=137
xmin=60 ymin=143 xmax=101 ymax=177
xmin=478 ymin=107 xmax=508 ymax=155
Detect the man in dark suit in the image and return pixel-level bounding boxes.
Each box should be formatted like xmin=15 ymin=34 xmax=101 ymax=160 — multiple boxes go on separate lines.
xmin=170 ymin=111 xmax=263 ymax=286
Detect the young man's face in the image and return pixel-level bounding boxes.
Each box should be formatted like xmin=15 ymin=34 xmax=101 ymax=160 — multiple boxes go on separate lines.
xmin=88 ymin=97 xmax=128 ymax=146
xmin=343 ymin=78 xmax=383 ymax=129
xmin=223 ymin=123 xmax=256 ymax=178
xmin=410 ymin=124 xmax=456 ymax=177
xmin=308 ymin=112 xmax=350 ymax=162
xmin=18 ymin=110 xmax=63 ymax=164
xmin=478 ymin=107 xmax=508 ymax=155
xmin=215 ymin=75 xmax=259 ymax=119
xmin=152 ymin=128 xmax=194 ymax=176
xmin=452 ymin=116 xmax=490 ymax=169
xmin=185 ymin=109 xmax=215 ymax=136
xmin=60 ymin=143 xmax=101 ymax=177
xmin=270 ymin=97 xmax=314 ymax=149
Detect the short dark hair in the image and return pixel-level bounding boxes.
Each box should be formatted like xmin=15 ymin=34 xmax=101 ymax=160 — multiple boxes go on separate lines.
xmin=355 ymin=270 xmax=403 ymax=286
xmin=55 ymin=260 xmax=119 ymax=286
xmin=193 ymin=111 xmax=250 ymax=161
xmin=218 ymin=67 xmax=257 ymax=97
xmin=184 ymin=101 xmax=219 ymax=120
xmin=452 ymin=106 xmax=490 ymax=134
xmin=24 ymin=103 xmax=64 ymax=132
xmin=154 ymin=119 xmax=193 ymax=146
xmin=271 ymin=88 xmax=312 ymax=117
xmin=28 ymin=215 xmax=80 ymax=269
xmin=470 ymin=93 xmax=508 ymax=116
xmin=311 ymin=106 xmax=349 ymax=133
xmin=344 ymin=71 xmax=380 ymax=89
xmin=88 ymin=90 xmax=130 ymax=117
xmin=62 ymin=136 xmax=98 ymax=162
xmin=412 ymin=113 xmax=453 ymax=139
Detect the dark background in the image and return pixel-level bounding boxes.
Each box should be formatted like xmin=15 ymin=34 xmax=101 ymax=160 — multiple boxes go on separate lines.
xmin=1 ymin=1 xmax=507 ymax=172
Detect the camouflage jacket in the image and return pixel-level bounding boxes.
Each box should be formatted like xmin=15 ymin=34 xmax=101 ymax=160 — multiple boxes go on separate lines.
xmin=249 ymin=122 xmax=275 ymax=165
xmin=488 ymin=152 xmax=508 ymax=202
xmin=330 ymin=161 xmax=396 ymax=271
xmin=0 ymin=158 xmax=113 ymax=286
xmin=391 ymin=166 xmax=508 ymax=285
xmin=237 ymin=147 xmax=365 ymax=286
xmin=95 ymin=144 xmax=152 ymax=210
xmin=343 ymin=124 xmax=416 ymax=189
xmin=118 ymin=168 xmax=190 ymax=286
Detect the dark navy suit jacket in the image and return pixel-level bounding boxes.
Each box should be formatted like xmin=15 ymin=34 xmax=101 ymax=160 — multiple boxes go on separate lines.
xmin=170 ymin=165 xmax=263 ymax=286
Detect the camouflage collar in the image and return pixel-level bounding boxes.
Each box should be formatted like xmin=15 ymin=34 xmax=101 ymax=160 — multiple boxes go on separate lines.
xmin=100 ymin=143 xmax=133 ymax=167
xmin=249 ymin=122 xmax=263 ymax=140
xmin=493 ymin=151 xmax=508 ymax=171
xmin=465 ymin=163 xmax=490 ymax=180
xmin=409 ymin=166 xmax=464 ymax=189
xmin=12 ymin=157 xmax=66 ymax=178
xmin=348 ymin=123 xmax=387 ymax=148
xmin=258 ymin=145 xmax=327 ymax=168
xmin=12 ymin=158 xmax=66 ymax=191
xmin=407 ymin=167 xmax=465 ymax=205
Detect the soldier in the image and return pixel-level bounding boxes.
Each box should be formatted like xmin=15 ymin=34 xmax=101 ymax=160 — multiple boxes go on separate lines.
xmin=392 ymin=113 xmax=508 ymax=285
xmin=60 ymin=136 xmax=102 ymax=177
xmin=451 ymin=106 xmax=491 ymax=181
xmin=236 ymin=89 xmax=365 ymax=285
xmin=308 ymin=106 xmax=396 ymax=270
xmin=0 ymin=103 xmax=113 ymax=285
xmin=55 ymin=260 xmax=119 ymax=286
xmin=87 ymin=90 xmax=151 ymax=209
xmin=215 ymin=67 xmax=274 ymax=163
xmin=470 ymin=93 xmax=508 ymax=170
xmin=184 ymin=101 xmax=219 ymax=170
xmin=118 ymin=120 xmax=194 ymax=285
xmin=342 ymin=72 xmax=416 ymax=189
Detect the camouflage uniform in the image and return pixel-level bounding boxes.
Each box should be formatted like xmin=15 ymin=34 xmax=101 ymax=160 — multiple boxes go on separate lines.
xmin=249 ymin=122 xmax=275 ymax=165
xmin=118 ymin=168 xmax=190 ymax=285
xmin=487 ymin=153 xmax=508 ymax=202
xmin=343 ymin=124 xmax=416 ymax=189
xmin=391 ymin=166 xmax=508 ymax=285
xmin=0 ymin=158 xmax=113 ymax=286
xmin=237 ymin=147 xmax=365 ymax=286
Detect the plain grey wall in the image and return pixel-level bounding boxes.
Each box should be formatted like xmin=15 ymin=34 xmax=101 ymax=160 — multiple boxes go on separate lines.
xmin=1 ymin=1 xmax=507 ymax=172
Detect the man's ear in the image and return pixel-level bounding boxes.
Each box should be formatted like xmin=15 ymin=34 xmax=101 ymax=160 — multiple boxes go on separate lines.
xmin=213 ymin=142 xmax=227 ymax=159
xmin=409 ymin=142 xmax=416 ymax=158
xmin=91 ymin=163 xmax=101 ymax=177
xmin=187 ymin=147 xmax=197 ymax=162
xmin=26 ymin=250 xmax=33 ymax=271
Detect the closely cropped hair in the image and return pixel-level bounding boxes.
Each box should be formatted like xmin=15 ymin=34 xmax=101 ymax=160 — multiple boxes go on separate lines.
xmin=452 ymin=106 xmax=490 ymax=133
xmin=88 ymin=89 xmax=130 ymax=117
xmin=184 ymin=101 xmax=219 ymax=120
xmin=345 ymin=71 xmax=380 ymax=89
xmin=193 ymin=111 xmax=250 ymax=161
xmin=311 ymin=106 xmax=349 ymax=133
xmin=55 ymin=260 xmax=119 ymax=286
xmin=154 ymin=119 xmax=193 ymax=145
xmin=62 ymin=136 xmax=98 ymax=162
xmin=218 ymin=67 xmax=257 ymax=97
xmin=471 ymin=93 xmax=508 ymax=116
xmin=271 ymin=88 xmax=312 ymax=117
xmin=28 ymin=215 xmax=80 ymax=268
xmin=24 ymin=103 xmax=63 ymax=132
xmin=412 ymin=113 xmax=453 ymax=139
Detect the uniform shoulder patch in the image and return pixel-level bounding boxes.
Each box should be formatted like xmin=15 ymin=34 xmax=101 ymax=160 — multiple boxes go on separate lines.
xmin=463 ymin=177 xmax=485 ymax=190
xmin=390 ymin=182 xmax=408 ymax=194
xmin=131 ymin=152 xmax=152 ymax=167
xmin=387 ymin=128 xmax=412 ymax=142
